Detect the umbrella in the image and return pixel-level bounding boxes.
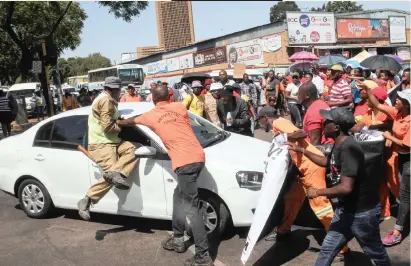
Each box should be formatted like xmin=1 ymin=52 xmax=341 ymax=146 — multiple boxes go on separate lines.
xmin=289 ymin=51 xmax=319 ymax=62
xmin=319 ymin=54 xmax=346 ymax=66
xmin=348 ymin=51 xmax=371 ymax=63
xmin=181 ymin=73 xmax=211 ymax=83
xmin=385 ymin=54 xmax=403 ymax=63
xmin=360 ymin=55 xmax=402 ymax=71
xmin=342 ymin=61 xmax=368 ymax=69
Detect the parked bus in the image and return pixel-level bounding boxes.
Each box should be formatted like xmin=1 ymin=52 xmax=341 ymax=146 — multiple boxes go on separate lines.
xmin=87 ymin=64 xmax=144 ymax=91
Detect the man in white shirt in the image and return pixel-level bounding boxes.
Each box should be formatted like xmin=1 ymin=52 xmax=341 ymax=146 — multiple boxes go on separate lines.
xmin=308 ymin=70 xmax=324 ymax=96
xmin=218 ymin=70 xmax=235 ymax=88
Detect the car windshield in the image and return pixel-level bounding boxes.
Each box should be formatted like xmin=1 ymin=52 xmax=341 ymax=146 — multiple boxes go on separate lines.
xmin=9 ymin=89 xmax=35 ymax=98
xmin=187 ymin=113 xmax=229 ymax=148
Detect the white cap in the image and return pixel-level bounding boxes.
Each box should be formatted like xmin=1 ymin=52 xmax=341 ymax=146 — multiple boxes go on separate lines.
xmin=397 ymin=89 xmax=411 ymax=105
xmin=209 ymin=83 xmax=223 ymax=92
xmin=127 ymin=84 xmax=135 ymax=88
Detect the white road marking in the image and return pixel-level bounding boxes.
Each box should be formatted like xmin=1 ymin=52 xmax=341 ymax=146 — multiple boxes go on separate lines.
xmin=167 ymin=231 xmax=227 ymax=266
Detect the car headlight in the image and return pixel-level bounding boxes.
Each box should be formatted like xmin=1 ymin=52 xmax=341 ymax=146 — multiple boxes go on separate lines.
xmin=236 ymin=171 xmax=264 ymax=191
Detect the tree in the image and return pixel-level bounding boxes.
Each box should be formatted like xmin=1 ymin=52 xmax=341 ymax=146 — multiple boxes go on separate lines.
xmin=310 ymin=1 xmax=363 ymax=13
xmin=99 ymin=1 xmax=149 ymax=23
xmin=270 ymin=1 xmax=300 ymax=23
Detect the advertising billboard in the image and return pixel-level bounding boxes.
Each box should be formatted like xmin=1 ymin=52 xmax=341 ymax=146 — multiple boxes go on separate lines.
xmin=166 ymin=57 xmax=180 ymax=72
xmin=193 ymin=46 xmax=227 ymax=67
xmin=337 ymin=19 xmax=389 ymax=39
xmin=262 ymin=34 xmax=282 ymax=52
xmin=287 ymin=12 xmax=336 ymax=44
xmin=226 ymin=39 xmax=264 ymax=67
xmin=145 ymin=60 xmax=167 ymax=75
xmin=179 ymin=54 xmax=194 ymax=70
xmin=389 ymin=16 xmax=407 ymax=44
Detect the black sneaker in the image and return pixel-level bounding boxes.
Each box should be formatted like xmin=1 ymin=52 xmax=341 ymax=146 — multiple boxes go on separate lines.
xmin=265 ymin=230 xmax=291 ymax=242
xmin=162 ymin=234 xmax=186 ymax=253
xmin=184 ymin=252 xmax=213 ymax=266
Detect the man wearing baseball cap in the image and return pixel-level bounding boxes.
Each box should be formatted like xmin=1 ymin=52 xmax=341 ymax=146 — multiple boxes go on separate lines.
xmin=182 ymin=80 xmax=205 ymax=117
xmin=327 ymin=64 xmax=353 ymax=110
xmin=257 ymin=107 xmax=349 ymax=257
xmin=120 ymin=84 xmax=142 ymax=102
xmin=287 ymin=107 xmax=390 ymax=265
xmin=77 ymin=77 xmax=139 ymax=221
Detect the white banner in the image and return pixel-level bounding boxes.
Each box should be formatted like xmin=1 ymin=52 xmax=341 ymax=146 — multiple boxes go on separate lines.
xmin=262 ymin=34 xmax=282 ymax=52
xmin=227 ymin=39 xmax=264 ymax=67
xmin=166 ymin=57 xmax=180 ymax=72
xmin=241 ymin=133 xmax=290 ymax=265
xmin=287 ymin=12 xmax=336 ymax=44
xmin=389 ymin=16 xmax=407 ymax=44
xmin=368 ymin=48 xmax=377 ymax=56
xmin=145 ymin=60 xmax=168 ymax=75
xmin=179 ymin=54 xmax=194 ymax=70
xmin=397 ymin=47 xmax=410 ymax=61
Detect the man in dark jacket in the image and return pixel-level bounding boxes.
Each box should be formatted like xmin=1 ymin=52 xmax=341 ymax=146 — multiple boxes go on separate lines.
xmin=217 ymin=87 xmax=252 ymax=136
xmin=77 ymin=88 xmax=92 ymax=107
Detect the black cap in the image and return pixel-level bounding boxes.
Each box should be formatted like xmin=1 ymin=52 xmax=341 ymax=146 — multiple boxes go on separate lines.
xmin=256 ymin=106 xmax=278 ymax=120
xmin=320 ymin=108 xmax=356 ymax=129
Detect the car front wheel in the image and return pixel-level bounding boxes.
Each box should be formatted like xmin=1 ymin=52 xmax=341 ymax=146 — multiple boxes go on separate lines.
xmin=18 ymin=179 xmax=53 ymax=218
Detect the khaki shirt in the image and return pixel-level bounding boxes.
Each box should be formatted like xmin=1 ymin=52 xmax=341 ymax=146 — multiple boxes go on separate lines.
xmin=204 ymin=92 xmax=220 ymax=126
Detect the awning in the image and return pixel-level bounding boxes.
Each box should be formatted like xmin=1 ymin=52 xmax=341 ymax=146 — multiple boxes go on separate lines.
xmin=288 ymin=44 xmax=409 ymax=50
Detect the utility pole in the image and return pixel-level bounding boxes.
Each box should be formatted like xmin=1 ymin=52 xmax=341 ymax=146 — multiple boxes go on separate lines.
xmin=41 ymin=39 xmax=54 ymax=116
xmin=55 ymin=60 xmax=63 ymax=112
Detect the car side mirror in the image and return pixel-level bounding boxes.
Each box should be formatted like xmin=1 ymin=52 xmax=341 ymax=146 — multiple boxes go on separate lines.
xmin=135 ymin=146 xmax=157 ymax=158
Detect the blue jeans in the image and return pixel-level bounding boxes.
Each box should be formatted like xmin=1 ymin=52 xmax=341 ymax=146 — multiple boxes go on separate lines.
xmin=315 ymin=204 xmax=391 ymax=266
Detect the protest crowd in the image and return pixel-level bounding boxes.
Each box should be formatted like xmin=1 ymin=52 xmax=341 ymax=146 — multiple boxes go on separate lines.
xmin=0 ymin=53 xmax=410 ymax=266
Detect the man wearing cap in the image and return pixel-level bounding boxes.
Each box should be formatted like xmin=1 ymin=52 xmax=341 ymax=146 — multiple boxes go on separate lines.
xmin=183 ymin=80 xmax=205 ymax=117
xmin=287 ymin=107 xmax=390 ymax=266
xmin=77 ymin=77 xmax=139 ymax=221
xmin=204 ymin=83 xmax=222 ymax=127
xmin=257 ymin=106 xmax=347 ymax=258
xmin=327 ymin=65 xmax=353 ymax=110
xmin=120 ymin=84 xmax=142 ymax=102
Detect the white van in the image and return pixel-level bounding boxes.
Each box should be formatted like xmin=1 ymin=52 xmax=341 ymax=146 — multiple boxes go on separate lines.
xmin=7 ymin=83 xmax=41 ymax=115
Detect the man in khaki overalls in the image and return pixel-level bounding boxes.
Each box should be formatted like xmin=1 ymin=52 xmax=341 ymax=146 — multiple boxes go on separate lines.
xmin=77 ymin=77 xmax=138 ymax=220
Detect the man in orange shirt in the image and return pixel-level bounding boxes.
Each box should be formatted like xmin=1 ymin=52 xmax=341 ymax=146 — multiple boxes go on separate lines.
xmin=119 ymin=85 xmax=213 ymax=266
xmin=120 ymin=84 xmax=142 ymax=102
xmin=257 ymin=106 xmax=348 ymax=258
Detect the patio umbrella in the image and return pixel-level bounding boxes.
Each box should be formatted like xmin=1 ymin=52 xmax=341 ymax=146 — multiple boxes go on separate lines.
xmin=181 ymin=73 xmax=211 ymax=83
xmin=319 ymin=54 xmax=346 ymax=66
xmin=348 ymin=51 xmax=371 ymax=63
xmin=360 ymin=55 xmax=402 ymax=71
xmin=385 ymin=54 xmax=403 ymax=63
xmin=287 ymin=62 xmax=318 ymax=73
xmin=289 ymin=51 xmax=319 ymax=62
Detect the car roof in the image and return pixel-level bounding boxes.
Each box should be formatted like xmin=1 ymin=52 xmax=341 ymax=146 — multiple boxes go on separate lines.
xmin=48 ymin=102 xmax=155 ymax=121
xmin=8 ymin=83 xmax=40 ymax=91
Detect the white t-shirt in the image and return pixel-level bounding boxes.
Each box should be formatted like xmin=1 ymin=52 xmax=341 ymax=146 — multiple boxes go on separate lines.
xmin=286 ymin=83 xmax=300 ymax=104
xmin=312 ymin=75 xmax=325 ymax=95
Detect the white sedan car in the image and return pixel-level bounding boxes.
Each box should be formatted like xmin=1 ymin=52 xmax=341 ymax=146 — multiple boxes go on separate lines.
xmin=0 ymin=102 xmax=268 ymax=235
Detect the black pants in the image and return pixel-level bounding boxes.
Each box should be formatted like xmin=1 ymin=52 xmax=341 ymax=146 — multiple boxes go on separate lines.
xmin=288 ymin=103 xmax=302 ymax=127
xmin=395 ymin=154 xmax=410 ymax=232
xmin=173 ymin=162 xmax=208 ymax=254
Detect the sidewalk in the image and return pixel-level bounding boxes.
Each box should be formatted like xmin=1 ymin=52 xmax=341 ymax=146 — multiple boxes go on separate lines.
xmin=0 ymin=117 xmax=49 ymax=139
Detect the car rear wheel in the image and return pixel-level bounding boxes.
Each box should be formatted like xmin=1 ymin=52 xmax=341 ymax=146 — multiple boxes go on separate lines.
xmin=18 ymin=179 xmax=53 ymax=218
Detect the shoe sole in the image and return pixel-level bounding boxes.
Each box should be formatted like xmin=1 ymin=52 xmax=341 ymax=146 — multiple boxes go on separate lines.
xmin=383 ymin=240 xmax=401 ymax=247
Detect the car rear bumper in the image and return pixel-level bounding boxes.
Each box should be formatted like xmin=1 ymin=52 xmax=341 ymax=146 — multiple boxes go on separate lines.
xmin=0 ymin=169 xmax=16 ymax=196
xmin=220 ymin=188 xmax=260 ymax=227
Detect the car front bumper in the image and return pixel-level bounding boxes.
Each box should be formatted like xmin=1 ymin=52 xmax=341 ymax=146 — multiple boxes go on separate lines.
xmin=219 ymin=187 xmax=260 ymax=227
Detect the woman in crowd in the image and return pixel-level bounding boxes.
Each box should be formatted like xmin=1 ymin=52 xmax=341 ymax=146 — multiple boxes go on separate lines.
xmin=375 ymin=70 xmax=396 ymax=90
xmin=358 ymin=81 xmax=410 ymax=247
xmin=62 ymin=91 xmax=79 ymax=112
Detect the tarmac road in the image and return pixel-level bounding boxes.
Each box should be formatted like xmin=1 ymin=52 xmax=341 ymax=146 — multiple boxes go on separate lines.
xmin=0 ymin=129 xmax=409 ymax=266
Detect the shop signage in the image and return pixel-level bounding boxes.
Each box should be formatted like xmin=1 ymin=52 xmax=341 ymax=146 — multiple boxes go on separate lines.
xmin=337 ymin=19 xmax=389 ymax=39
xmin=389 ymin=16 xmax=407 ymax=44
xmin=179 ymin=54 xmax=194 ymax=70
xmin=193 ymin=46 xmax=227 ymax=67
xmin=397 ymin=47 xmax=410 ymax=61
xmin=166 ymin=57 xmax=180 ymax=72
xmin=262 ymin=34 xmax=282 ymax=52
xmin=227 ymin=39 xmax=264 ymax=67
xmin=145 ymin=60 xmax=167 ymax=75
xmin=286 ymin=12 xmax=336 ymax=44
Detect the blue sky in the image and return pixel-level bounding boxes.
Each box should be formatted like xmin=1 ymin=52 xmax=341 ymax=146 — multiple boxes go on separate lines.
xmin=62 ymin=1 xmax=410 ymax=64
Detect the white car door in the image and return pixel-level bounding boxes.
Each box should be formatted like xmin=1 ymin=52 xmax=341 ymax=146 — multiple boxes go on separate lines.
xmin=88 ymin=125 xmax=167 ymax=218
xmin=30 ymin=116 xmax=91 ymax=207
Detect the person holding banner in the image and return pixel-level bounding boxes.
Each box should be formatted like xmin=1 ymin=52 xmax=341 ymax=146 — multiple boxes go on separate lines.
xmin=257 ymin=106 xmax=349 ymax=258
xmin=287 ymin=107 xmax=390 ymax=266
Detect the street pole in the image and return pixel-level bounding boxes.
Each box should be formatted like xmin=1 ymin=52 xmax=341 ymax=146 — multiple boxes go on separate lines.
xmin=41 ymin=39 xmax=54 ymax=116
xmin=55 ymin=60 xmax=63 ymax=112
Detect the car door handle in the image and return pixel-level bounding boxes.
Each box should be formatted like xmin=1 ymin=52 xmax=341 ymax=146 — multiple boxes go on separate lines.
xmin=34 ymin=154 xmax=45 ymax=161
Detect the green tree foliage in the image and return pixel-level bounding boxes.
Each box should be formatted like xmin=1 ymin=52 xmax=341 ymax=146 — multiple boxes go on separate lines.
xmin=310 ymin=1 xmax=364 ymax=13
xmin=50 ymin=53 xmax=112 ymax=83
xmin=0 ymin=1 xmax=148 ymax=84
xmin=270 ymin=1 xmax=300 ymax=23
